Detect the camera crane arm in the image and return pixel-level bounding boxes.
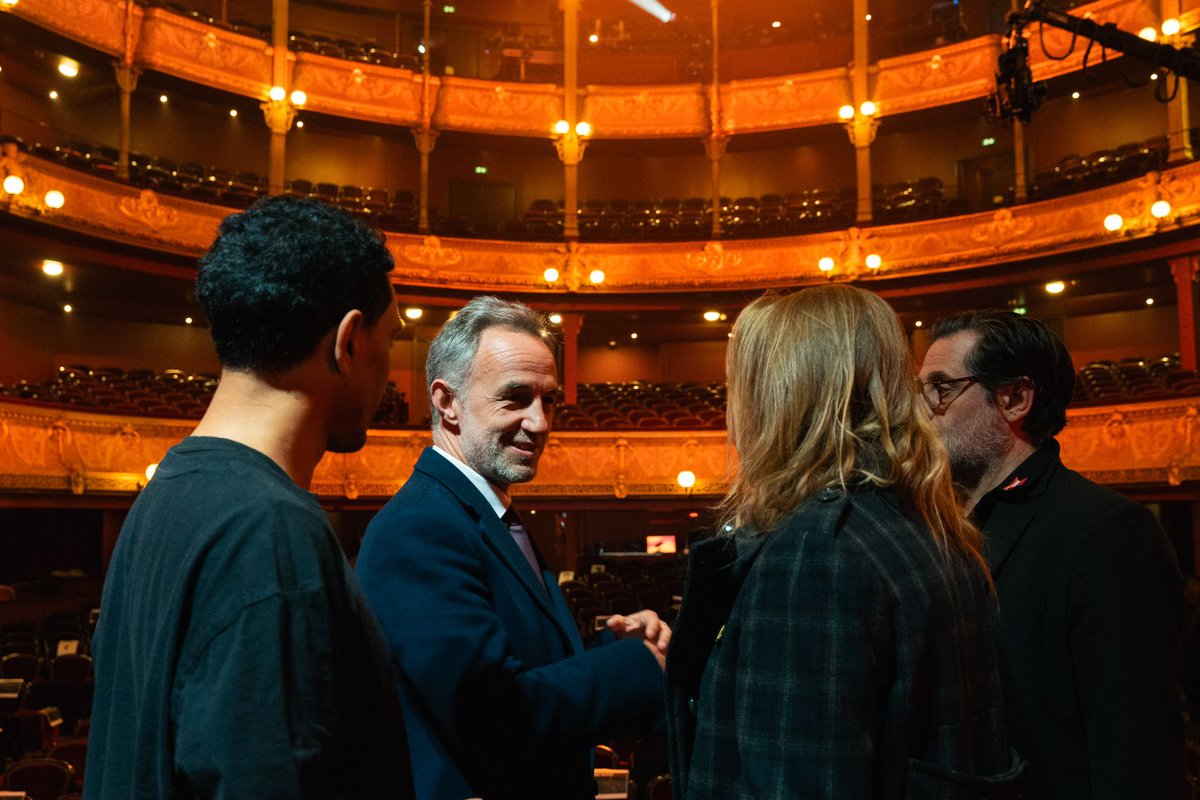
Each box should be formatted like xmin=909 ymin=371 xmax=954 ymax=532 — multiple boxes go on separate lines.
xmin=1012 ymin=0 xmax=1200 ymax=81
xmin=988 ymin=1 xmax=1200 ymax=121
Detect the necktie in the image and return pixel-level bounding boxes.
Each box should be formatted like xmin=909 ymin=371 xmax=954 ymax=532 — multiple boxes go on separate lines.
xmin=503 ymin=506 xmax=546 ymax=589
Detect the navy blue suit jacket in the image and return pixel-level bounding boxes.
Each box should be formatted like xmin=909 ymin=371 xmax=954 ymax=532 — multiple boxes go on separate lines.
xmin=357 ymin=448 xmax=665 ymax=800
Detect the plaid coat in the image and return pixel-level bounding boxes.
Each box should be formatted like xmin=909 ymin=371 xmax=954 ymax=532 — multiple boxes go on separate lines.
xmin=666 ymin=487 xmax=1024 ymax=799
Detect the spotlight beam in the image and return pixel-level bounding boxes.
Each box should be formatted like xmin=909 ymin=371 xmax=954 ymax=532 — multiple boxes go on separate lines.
xmin=624 ymin=0 xmax=674 ymax=23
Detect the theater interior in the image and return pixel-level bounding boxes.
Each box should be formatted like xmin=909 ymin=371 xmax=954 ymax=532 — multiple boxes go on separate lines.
xmin=1 ymin=0 xmax=1200 ymax=789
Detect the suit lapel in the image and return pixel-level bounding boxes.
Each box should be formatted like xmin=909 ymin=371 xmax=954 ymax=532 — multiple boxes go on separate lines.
xmin=978 ymin=443 xmax=1061 ymax=579
xmin=479 ymin=517 xmax=574 ymax=632
xmin=415 ymin=449 xmax=576 ymax=644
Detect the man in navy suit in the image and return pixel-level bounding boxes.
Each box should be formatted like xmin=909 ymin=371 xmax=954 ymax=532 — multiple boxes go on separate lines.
xmin=357 ymin=296 xmax=668 ymax=800
xmin=920 ymin=310 xmax=1186 ymax=800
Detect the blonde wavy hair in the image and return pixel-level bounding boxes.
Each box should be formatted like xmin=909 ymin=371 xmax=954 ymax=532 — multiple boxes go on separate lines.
xmin=719 ymin=285 xmax=985 ymax=569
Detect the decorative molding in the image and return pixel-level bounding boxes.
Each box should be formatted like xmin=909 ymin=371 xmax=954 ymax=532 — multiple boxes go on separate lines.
xmin=432 ymin=77 xmax=562 ymax=136
xmin=12 ymin=0 xmax=1151 ymax=138
xmin=582 ymin=84 xmax=708 ymax=138
xmin=9 ymin=153 xmax=1200 ymax=293
xmin=137 ymin=8 xmax=271 ymax=98
xmin=293 ymin=56 xmax=424 ymax=126
xmin=6 ymin=396 xmax=1200 ymax=499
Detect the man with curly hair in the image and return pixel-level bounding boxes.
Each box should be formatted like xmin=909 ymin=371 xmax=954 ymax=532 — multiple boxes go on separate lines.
xmin=87 ymin=197 xmax=412 ymax=800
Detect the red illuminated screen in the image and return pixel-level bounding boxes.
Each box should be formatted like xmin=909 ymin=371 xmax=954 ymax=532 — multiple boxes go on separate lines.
xmin=646 ymin=535 xmax=677 ymax=554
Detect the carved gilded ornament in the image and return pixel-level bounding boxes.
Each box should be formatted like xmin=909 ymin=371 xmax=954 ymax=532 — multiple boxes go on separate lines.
xmin=684 ymin=241 xmax=741 ymax=275
xmin=293 ymin=59 xmax=423 ymax=124
xmin=875 ymin=37 xmax=998 ymax=114
xmin=118 ymin=189 xmax=180 ymax=231
xmin=138 ymin=9 xmax=270 ymax=93
xmin=971 ymin=208 xmax=1035 ymax=248
xmin=435 ymin=78 xmax=561 ymax=135
xmin=723 ymin=69 xmax=846 ymax=131
xmin=400 ymin=236 xmax=464 ymax=270
xmin=582 ymin=86 xmax=708 ymax=137
xmin=14 ymin=0 xmax=126 ymax=55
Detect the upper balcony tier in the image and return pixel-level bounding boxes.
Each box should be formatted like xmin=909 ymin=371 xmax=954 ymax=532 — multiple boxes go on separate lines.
xmin=4 ymin=0 xmax=1177 ymax=138
xmin=5 ymin=145 xmax=1200 ymax=295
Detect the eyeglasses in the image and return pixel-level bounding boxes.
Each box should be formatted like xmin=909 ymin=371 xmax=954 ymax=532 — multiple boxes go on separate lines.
xmin=920 ymin=375 xmax=979 ymax=412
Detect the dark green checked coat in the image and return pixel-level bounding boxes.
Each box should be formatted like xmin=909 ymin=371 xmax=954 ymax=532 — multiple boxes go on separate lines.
xmin=666 ymin=486 xmax=1025 ymax=800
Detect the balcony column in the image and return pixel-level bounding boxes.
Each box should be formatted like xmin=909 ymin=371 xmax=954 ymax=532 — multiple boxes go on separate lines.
xmin=113 ymin=0 xmax=140 ymax=182
xmin=560 ymin=312 xmax=582 ymax=406
xmin=415 ymin=0 xmax=438 ymax=234
xmin=851 ymin=0 xmax=875 ymax=224
xmin=705 ymin=0 xmax=726 ymax=239
xmin=558 ymin=0 xmax=583 ymax=241
xmin=1009 ymin=0 xmax=1028 ymax=203
xmin=265 ymin=0 xmax=291 ymax=196
xmin=1172 ymin=255 xmax=1200 ymax=371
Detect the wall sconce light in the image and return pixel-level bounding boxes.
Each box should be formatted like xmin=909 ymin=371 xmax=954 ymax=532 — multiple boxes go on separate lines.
xmin=676 ymin=470 xmax=696 ymax=491
xmin=262 ymin=85 xmax=306 ymax=133
xmin=543 ymin=267 xmax=560 ymax=283
xmin=1151 ymin=199 xmax=1172 ymax=219
xmin=138 ymin=462 xmax=158 ymax=489
xmin=44 ymin=189 xmax=65 ymax=209
xmin=1162 ymin=18 xmax=1182 ymax=36
xmin=818 ymin=256 xmax=835 ymax=273
xmin=552 ymin=119 xmax=592 ymax=165
xmin=588 ymin=269 xmax=605 ymax=285
xmin=1103 ymin=212 xmax=1124 ymax=232
xmin=839 ymin=101 xmax=880 ymax=146
xmin=2 ymin=174 xmax=24 ymax=195
xmin=864 ymin=253 xmax=882 ymax=269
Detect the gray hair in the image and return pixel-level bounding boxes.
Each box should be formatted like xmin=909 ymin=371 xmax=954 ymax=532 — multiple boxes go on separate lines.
xmin=426 ymin=296 xmax=557 ymax=427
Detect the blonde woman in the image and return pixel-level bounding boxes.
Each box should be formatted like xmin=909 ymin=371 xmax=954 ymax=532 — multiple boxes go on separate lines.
xmin=665 ymin=285 xmax=1024 ymax=799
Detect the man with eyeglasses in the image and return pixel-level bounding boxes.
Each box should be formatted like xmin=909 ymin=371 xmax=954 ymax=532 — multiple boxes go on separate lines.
xmin=919 ymin=310 xmax=1186 ymax=800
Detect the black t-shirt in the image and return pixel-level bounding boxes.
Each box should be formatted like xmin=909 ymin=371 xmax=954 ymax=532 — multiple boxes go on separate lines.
xmin=87 ymin=437 xmax=411 ymax=800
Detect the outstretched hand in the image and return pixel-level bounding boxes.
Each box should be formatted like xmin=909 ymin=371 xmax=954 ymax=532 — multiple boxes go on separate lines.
xmin=607 ymin=609 xmax=671 ymax=668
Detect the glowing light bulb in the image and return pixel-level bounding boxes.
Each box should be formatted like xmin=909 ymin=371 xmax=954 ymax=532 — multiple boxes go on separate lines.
xmin=676 ymin=470 xmax=696 ymax=489
xmin=1045 ymin=281 xmax=1066 ymax=295
xmin=268 ymin=85 xmax=286 ymax=102
xmin=574 ymin=121 xmax=591 ymax=137
xmin=1151 ymin=199 xmax=1172 ymax=218
xmin=589 ymin=269 xmax=605 ymax=285
xmin=1139 ymin=26 xmax=1158 ymax=41
xmin=548 ymin=313 xmax=562 ymax=325
xmin=703 ymin=310 xmax=720 ymax=322
xmin=818 ymin=256 xmax=835 ymax=272
xmin=859 ymin=100 xmax=877 ymax=116
xmin=289 ymin=89 xmax=307 ymax=106
xmin=1103 ymin=213 xmax=1124 ymax=231
xmin=41 ymin=260 xmax=64 ymax=276
xmin=865 ymin=253 xmax=882 ymax=269
xmin=543 ymin=267 xmax=560 ymax=283
xmin=3 ymin=174 xmax=24 ymax=194
xmin=1162 ymin=18 xmax=1182 ymax=36
xmin=404 ymin=307 xmax=423 ymax=320
xmin=838 ymin=104 xmax=855 ymax=120
xmin=43 ymin=189 xmax=64 ymax=208
xmin=553 ymin=119 xmax=570 ymax=135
